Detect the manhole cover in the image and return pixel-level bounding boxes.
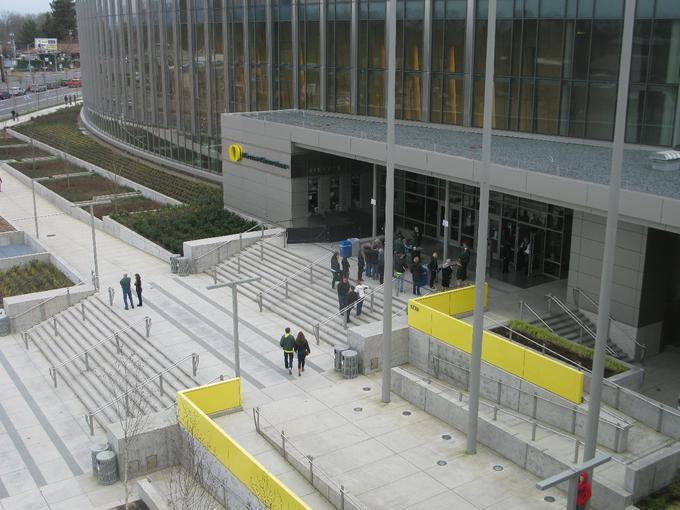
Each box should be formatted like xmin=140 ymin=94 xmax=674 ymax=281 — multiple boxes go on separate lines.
xmin=441 ymin=434 xmax=452 ymax=440
xmin=493 ymin=465 xmax=504 ymax=471
xmin=437 ymin=460 xmax=447 ymax=466
xmin=46 ymin=234 xmax=56 ymax=237
xmin=544 ymin=496 xmax=555 ymax=503
xmin=362 ymin=387 xmax=371 ymax=391
xmin=402 ymin=411 xmax=412 ymax=416
xmin=353 ymin=407 xmax=363 ymax=412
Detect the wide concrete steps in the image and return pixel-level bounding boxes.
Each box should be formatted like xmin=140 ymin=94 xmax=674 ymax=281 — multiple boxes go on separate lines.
xmin=212 ymin=240 xmax=410 ymax=346
xmin=24 ymin=293 xmax=200 ymax=431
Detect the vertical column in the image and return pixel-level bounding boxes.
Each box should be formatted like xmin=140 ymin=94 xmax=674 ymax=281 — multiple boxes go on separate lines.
xmin=463 ymin=0 xmax=475 ymax=126
xmin=135 ymin=0 xmax=147 ymax=122
xmin=292 ymin=0 xmax=299 ymax=109
xmin=172 ymin=0 xmax=183 ymax=134
xmin=116 ymin=0 xmax=127 ymax=120
xmin=223 ymin=0 xmax=231 ymax=113
xmin=421 ymin=0 xmax=432 ymax=122
xmin=158 ymin=0 xmax=170 ymax=125
xmin=186 ymin=0 xmax=198 ymax=135
xmin=266 ymin=0 xmax=274 ymax=110
xmin=372 ymin=164 xmax=378 ymax=237
xmin=350 ymin=0 xmax=358 ymax=114
xmin=203 ymin=0 xmax=213 ymax=136
xmin=146 ymin=1 xmax=159 ymax=126
xmin=243 ymin=0 xmax=252 ymax=110
xmin=125 ymin=0 xmax=137 ymax=122
xmin=466 ymin=0 xmax=495 ymax=455
xmin=584 ymin=0 xmax=636 ymax=462
xmin=319 ymin=0 xmax=327 ymax=110
xmin=443 ymin=180 xmax=449 ymax=261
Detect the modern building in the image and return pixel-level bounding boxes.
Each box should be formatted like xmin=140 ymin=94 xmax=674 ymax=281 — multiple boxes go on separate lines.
xmin=76 ymin=0 xmax=680 ymax=359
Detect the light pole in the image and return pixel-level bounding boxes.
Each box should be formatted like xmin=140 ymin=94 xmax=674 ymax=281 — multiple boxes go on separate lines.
xmin=31 ymin=139 xmax=39 ymax=238
xmin=206 ymin=276 xmax=261 ymax=378
xmin=71 ymin=199 xmax=111 ymax=290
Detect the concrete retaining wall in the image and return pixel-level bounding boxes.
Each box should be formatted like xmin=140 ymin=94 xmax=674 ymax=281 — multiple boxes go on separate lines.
xmin=102 ymin=216 xmax=175 ymax=263
xmin=408 ymin=327 xmax=630 ymax=452
xmin=624 ymin=442 xmax=680 ymax=501
xmin=7 ymin=129 xmax=183 ymax=206
xmin=0 ymin=252 xmax=51 ymax=271
xmin=346 ymin=316 xmax=409 ymax=374
xmin=184 ymin=227 xmax=284 ymax=272
xmin=391 ymin=367 xmax=631 ymax=510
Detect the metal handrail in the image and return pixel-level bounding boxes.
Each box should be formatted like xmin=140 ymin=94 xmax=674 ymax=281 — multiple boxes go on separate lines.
xmin=11 ymin=289 xmax=74 ymax=332
xmin=84 ymin=352 xmax=200 ymax=435
xmin=253 ymin=406 xmax=369 ymax=510
xmin=192 ymin=222 xmax=264 ymax=266
xmin=48 ymin=316 xmax=152 ymax=387
xmin=546 ymin=293 xmax=618 ymax=358
xmin=573 ymin=287 xmax=648 ymax=359
xmin=518 ymin=300 xmax=554 ymax=333
xmin=257 ymin=252 xmax=333 ymax=311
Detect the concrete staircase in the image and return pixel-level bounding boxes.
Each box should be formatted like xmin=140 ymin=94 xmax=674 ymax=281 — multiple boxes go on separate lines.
xmin=529 ymin=310 xmax=628 ymax=360
xmin=24 ymin=293 xmax=200 ymax=432
xmin=209 ymin=238 xmax=412 ymax=347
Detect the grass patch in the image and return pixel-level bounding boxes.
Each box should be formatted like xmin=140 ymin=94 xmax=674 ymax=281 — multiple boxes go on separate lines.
xmin=0 ymin=138 xmax=23 ymax=146
xmin=498 ymin=320 xmax=628 ymax=376
xmin=638 ymin=470 xmax=680 ymax=509
xmin=0 ymin=145 xmax=50 ymax=160
xmin=0 ymin=260 xmax=73 ymax=306
xmin=88 ymin=196 xmax=163 ymax=219
xmin=12 ymin=159 xmax=84 ymax=179
xmin=112 ymin=204 xmax=257 ymax=254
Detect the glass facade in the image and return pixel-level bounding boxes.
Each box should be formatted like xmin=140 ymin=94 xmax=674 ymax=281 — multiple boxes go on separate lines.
xmin=76 ymin=0 xmax=680 ymax=175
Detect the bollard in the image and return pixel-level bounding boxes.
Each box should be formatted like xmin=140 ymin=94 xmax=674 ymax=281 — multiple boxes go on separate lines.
xmin=66 ymin=288 xmax=71 ymax=306
xmin=314 ymin=324 xmax=320 ymax=345
xmin=108 ymin=287 xmax=115 ymax=306
xmin=192 ymin=353 xmax=199 ymax=376
xmin=84 ymin=352 xmax=90 ymax=371
xmin=159 ymin=375 xmax=164 ymax=396
xmin=114 ymin=333 xmax=121 ymax=354
xmin=81 ymin=302 xmax=86 ymax=321
xmin=340 ymin=484 xmax=345 ymax=510
xmin=257 ymin=293 xmax=263 ymax=312
xmin=52 ymin=317 xmax=58 ymax=337
xmin=285 ymin=280 xmax=289 ymax=298
xmin=309 ymin=265 xmax=313 ymax=283
xmin=49 ymin=367 xmax=58 ymax=387
xmin=281 ymin=430 xmax=286 ymax=460
xmin=145 ymin=317 xmax=152 ymax=337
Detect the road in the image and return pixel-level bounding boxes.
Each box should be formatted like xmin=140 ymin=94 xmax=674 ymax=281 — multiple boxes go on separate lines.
xmin=0 ymin=86 xmax=82 ymax=121
xmin=2 ymin=70 xmax=79 ymax=89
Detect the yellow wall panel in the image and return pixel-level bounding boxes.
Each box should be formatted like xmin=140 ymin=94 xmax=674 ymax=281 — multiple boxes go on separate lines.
xmin=431 ymin=310 xmax=473 ymax=352
xmin=523 ymin=350 xmax=584 ymax=404
xmin=481 ymin=331 xmax=526 ymax=378
xmin=407 ymin=299 xmax=433 ymax=334
xmin=181 ymin=378 xmax=241 ymax=415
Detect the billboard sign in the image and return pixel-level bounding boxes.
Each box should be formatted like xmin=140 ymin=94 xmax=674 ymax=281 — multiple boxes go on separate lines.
xmin=35 ymin=38 xmax=58 ymax=51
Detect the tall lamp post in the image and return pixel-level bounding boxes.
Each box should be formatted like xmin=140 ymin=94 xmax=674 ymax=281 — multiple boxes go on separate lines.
xmin=206 ymin=276 xmax=261 ymax=378
xmin=71 ymin=199 xmax=111 ymax=290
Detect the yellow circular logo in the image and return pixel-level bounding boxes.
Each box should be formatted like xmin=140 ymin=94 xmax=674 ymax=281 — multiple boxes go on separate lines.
xmin=228 ymin=144 xmax=243 ymax=162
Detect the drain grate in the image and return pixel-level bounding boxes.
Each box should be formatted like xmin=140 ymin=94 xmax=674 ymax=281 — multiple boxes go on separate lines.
xmin=493 ymin=465 xmax=504 ymax=472
xmin=544 ymin=496 xmax=555 ymax=503
xmin=362 ymin=387 xmax=371 ymax=392
xmin=441 ymin=434 xmax=452 ymax=440
xmin=353 ymin=407 xmax=363 ymax=412
xmin=402 ymin=411 xmax=412 ymax=416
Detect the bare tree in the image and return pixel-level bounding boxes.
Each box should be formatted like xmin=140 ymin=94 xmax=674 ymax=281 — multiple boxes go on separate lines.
xmin=96 ymin=352 xmax=152 ymax=510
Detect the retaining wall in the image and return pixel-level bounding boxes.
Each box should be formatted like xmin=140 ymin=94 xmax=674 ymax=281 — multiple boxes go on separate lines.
xmin=102 ymin=216 xmax=175 ymax=263
xmin=346 ymin=316 xmax=410 ymax=374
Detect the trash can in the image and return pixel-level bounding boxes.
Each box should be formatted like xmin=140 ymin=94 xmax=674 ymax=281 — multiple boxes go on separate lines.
xmin=349 ymin=238 xmax=361 ymax=257
xmin=333 ymin=342 xmax=349 ymax=372
xmin=170 ymin=255 xmax=180 ymax=274
xmin=339 ymin=240 xmax=352 ymax=258
xmin=90 ymin=442 xmax=109 ymax=474
xmin=0 ymin=309 xmax=9 ymax=336
xmin=95 ymin=450 xmax=118 ymax=485
xmin=342 ymin=350 xmax=359 ymax=379
xmin=177 ymin=257 xmax=191 ymax=276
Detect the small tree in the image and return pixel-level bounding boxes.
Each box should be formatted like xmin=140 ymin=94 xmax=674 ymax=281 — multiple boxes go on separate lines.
xmin=96 ymin=352 xmax=152 ymax=510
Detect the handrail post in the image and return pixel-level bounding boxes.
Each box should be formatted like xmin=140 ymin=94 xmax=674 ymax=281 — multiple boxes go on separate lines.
xmin=340 ymin=484 xmax=345 ymax=510
xmin=309 ymin=265 xmax=313 ymax=283
xmin=40 ymin=302 xmax=46 ymax=321
xmin=547 ymin=295 xmax=552 ymax=315
xmin=114 ymin=333 xmax=121 ymax=354
xmin=213 ymin=268 xmax=217 ymax=285
xmin=257 ymin=293 xmax=263 ymax=312
xmin=145 ymin=316 xmax=152 ymax=337
xmin=370 ymin=292 xmax=375 ymax=312
xmin=343 ymin=308 xmax=348 ymax=328
xmin=52 ymin=317 xmax=58 ymax=337
xmin=519 ymin=300 xmax=524 ymax=321
xmin=84 ymin=352 xmax=90 ymax=371
xmin=81 ymin=302 xmax=86 ymax=321
xmin=159 ymin=374 xmax=164 ymax=396
xmin=281 ymin=430 xmax=286 ymax=460
xmin=314 ymin=324 xmax=320 ymax=345
xmin=284 ymin=229 xmax=288 ymax=248
xmin=66 ymin=288 xmax=71 ymax=307
xmin=22 ymin=332 xmax=29 ymax=350
xmin=237 ymin=256 xmax=241 ymax=274
xmin=87 ymin=414 xmax=94 ymax=436
xmin=192 ymin=353 xmax=199 ymax=376
xmin=239 ymin=232 xmax=243 ymax=251
xmin=108 ymin=287 xmax=114 ymax=306
xmin=573 ymin=440 xmax=580 ymax=463
xmin=285 ymin=280 xmax=289 ymax=298
xmin=260 ymin=224 xmax=264 ymax=260
xmin=49 ymin=367 xmax=57 ymax=387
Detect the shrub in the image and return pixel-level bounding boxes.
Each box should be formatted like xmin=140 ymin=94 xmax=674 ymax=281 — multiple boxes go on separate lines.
xmin=0 ymin=260 xmax=73 ymax=306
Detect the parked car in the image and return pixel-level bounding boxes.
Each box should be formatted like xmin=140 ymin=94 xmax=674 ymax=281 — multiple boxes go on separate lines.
xmin=9 ymin=86 xmax=26 ymax=96
xmin=64 ymin=79 xmax=81 ymax=88
xmin=0 ymin=90 xmax=10 ymax=100
xmin=28 ymin=84 xmax=47 ymax=92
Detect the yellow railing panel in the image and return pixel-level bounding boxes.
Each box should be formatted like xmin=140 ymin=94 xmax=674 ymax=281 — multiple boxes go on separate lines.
xmin=523 ymin=349 xmax=584 ymax=404
xmin=431 ymin=308 xmax=473 ymax=353
xmin=481 ymin=331 xmax=526 ymax=379
xmin=180 ymin=378 xmax=241 ymax=415
xmin=407 ymin=300 xmax=433 ymax=335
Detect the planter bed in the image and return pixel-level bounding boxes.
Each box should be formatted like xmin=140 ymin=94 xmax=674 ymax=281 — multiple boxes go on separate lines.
xmin=0 ymin=138 xmax=23 ymax=146
xmin=0 ymin=260 xmax=73 ymax=307
xmin=41 ymin=173 xmax=135 ymax=203
xmin=11 ymin=158 xmax=84 ymax=179
xmin=0 ymin=145 xmax=50 ymax=160
xmin=637 ymin=470 xmax=680 ymax=509
xmin=491 ymin=319 xmax=628 ymax=377
xmin=90 ymin=196 xmax=163 ymax=219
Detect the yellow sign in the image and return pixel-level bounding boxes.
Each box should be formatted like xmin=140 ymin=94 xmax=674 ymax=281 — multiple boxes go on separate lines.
xmin=228 ymin=144 xmax=243 ymax=162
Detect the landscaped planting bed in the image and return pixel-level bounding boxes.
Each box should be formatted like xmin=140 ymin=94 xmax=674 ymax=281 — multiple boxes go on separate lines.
xmin=638 ymin=470 xmax=680 ymax=509
xmin=112 ymin=204 xmax=257 ymax=254
xmin=11 ymin=158 xmax=84 ymax=179
xmin=492 ymin=320 xmax=628 ymax=377
xmin=0 ymin=260 xmax=73 ymax=306
xmin=0 ymin=137 xmax=23 ymax=146
xmin=0 ymin=216 xmax=15 ymax=233
xmin=91 ymin=196 xmax=163 ymax=219
xmin=14 ymin=108 xmax=222 ymax=204
xmin=41 ymin=173 xmax=135 ymax=203
xmin=0 ymin=145 xmax=50 ymax=160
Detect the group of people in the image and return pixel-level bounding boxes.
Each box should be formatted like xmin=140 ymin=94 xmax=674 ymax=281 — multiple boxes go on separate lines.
xmin=9 ymin=110 xmax=20 ymax=122
xmin=279 ymin=327 xmax=311 ymax=376
xmin=119 ymin=273 xmax=143 ymax=309
xmin=64 ymin=95 xmax=78 ymax=106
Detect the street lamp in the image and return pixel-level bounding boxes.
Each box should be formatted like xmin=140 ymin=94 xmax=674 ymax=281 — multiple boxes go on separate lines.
xmin=71 ymin=198 xmax=111 ymax=290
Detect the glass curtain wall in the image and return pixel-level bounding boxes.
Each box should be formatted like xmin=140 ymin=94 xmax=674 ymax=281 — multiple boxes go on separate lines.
xmin=298 ymin=0 xmax=321 ymax=109
xmin=358 ymin=0 xmax=386 ymax=116
xmin=273 ymin=0 xmax=293 ymax=108
xmin=395 ymin=0 xmax=423 ymax=120
xmin=326 ymin=0 xmax=352 ymax=112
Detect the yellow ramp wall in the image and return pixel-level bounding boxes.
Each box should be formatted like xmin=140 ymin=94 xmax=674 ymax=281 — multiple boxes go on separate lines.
xmin=177 ymin=379 xmax=311 ymax=510
xmin=408 ymin=286 xmax=584 ymax=404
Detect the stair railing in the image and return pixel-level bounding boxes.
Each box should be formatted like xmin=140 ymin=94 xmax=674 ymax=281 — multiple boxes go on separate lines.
xmin=255 ymin=252 xmax=331 ymax=312
xmin=518 ymin=300 xmax=555 ymax=333
xmin=11 ymin=289 xmax=73 ymax=334
xmin=573 ymin=287 xmax=648 ymax=361
xmin=84 ymin=352 xmax=200 ymax=435
xmin=48 ymin=316 xmax=152 ymax=388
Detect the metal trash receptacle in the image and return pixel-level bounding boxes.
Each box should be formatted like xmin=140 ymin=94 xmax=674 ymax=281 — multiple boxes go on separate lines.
xmin=177 ymin=257 xmax=191 ymax=276
xmin=95 ymin=450 xmax=118 ymax=485
xmin=339 ymin=240 xmax=352 ymax=258
xmin=349 ymin=238 xmax=361 ymax=257
xmin=90 ymin=442 xmax=109 ymax=474
xmin=170 ymin=254 xmax=180 ymax=274
xmin=333 ymin=342 xmax=349 ymax=372
xmin=0 ymin=309 xmax=9 ymax=336
xmin=342 ymin=350 xmax=358 ymax=379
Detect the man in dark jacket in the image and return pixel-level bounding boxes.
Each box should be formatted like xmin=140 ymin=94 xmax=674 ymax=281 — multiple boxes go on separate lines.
xmin=346 ymin=286 xmax=358 ymax=323
xmin=341 ymin=256 xmax=350 ymax=278
xmin=427 ymin=252 xmax=439 ymax=289
xmin=120 ymin=273 xmax=134 ymax=310
xmin=330 ymin=251 xmax=341 ymax=288
xmin=280 ymin=327 xmax=295 ymax=374
xmin=337 ymin=276 xmax=350 ymax=311
xmin=357 ymin=251 xmax=365 ymax=282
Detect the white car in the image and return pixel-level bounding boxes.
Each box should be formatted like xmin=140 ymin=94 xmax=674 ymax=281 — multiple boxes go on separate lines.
xmin=9 ymin=86 xmax=26 ymax=96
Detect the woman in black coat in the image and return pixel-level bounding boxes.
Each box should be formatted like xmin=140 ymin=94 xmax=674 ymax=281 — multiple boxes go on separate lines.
xmin=134 ymin=274 xmax=143 ymax=306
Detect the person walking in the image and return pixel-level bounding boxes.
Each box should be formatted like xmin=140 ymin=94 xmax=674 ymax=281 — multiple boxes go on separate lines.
xmin=341 ymin=256 xmax=350 ymax=278
xmin=280 ymin=327 xmax=295 ymax=375
xmin=294 ymin=331 xmax=311 ymax=376
xmin=134 ymin=273 xmax=143 ymax=306
xmin=576 ymin=472 xmax=592 ymax=510
xmin=64 ymin=95 xmax=68 ymax=105
xmin=337 ymin=276 xmax=349 ymax=311
xmin=428 ymin=252 xmax=439 ymax=289
xmin=355 ymin=282 xmax=369 ymax=317
xmin=441 ymin=259 xmax=453 ymax=289
xmin=14 ymin=111 xmax=19 ymax=122
xmin=377 ymin=248 xmax=384 ymax=285
xmin=346 ymin=286 xmax=358 ymax=323
xmin=330 ymin=251 xmax=341 ymax=288
xmin=394 ymin=253 xmax=407 ymax=293
xmin=367 ymin=245 xmax=378 ymax=279
xmin=411 ymin=257 xmax=421 ymax=295
xmin=357 ymin=250 xmax=365 ymax=282
xmin=10 ymin=110 xmax=16 ymax=122
xmin=120 ymin=273 xmax=134 ymax=310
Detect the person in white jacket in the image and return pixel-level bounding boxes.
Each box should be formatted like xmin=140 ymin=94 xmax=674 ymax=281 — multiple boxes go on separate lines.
xmin=355 ymin=282 xmax=369 ymax=317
